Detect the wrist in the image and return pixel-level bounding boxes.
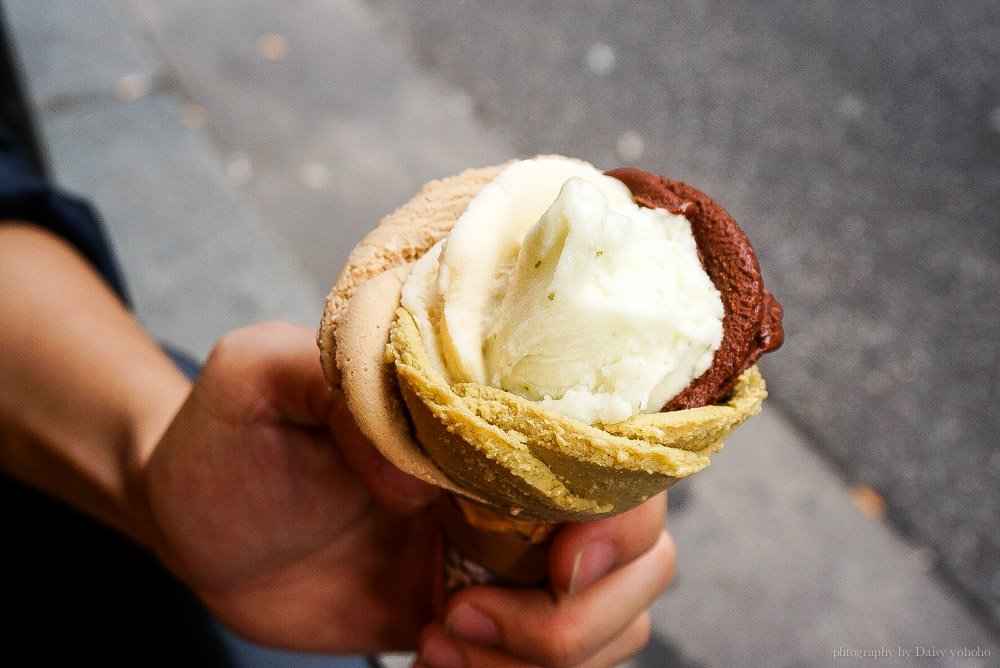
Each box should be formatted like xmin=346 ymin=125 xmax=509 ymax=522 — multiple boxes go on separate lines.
xmin=122 ymin=369 xmax=191 ymax=550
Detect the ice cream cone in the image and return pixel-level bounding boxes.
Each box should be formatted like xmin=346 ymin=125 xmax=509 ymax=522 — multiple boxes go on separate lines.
xmin=318 ymin=158 xmax=772 ymax=599
xmin=441 ymin=496 xmax=554 ymax=588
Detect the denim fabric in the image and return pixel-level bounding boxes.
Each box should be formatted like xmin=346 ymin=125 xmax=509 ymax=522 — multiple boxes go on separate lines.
xmin=0 ymin=124 xmax=132 ymax=307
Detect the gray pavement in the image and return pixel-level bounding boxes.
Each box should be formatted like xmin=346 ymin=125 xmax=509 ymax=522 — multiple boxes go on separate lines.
xmin=4 ymin=0 xmax=999 ymax=666
xmin=380 ymin=1 xmax=1000 ymax=635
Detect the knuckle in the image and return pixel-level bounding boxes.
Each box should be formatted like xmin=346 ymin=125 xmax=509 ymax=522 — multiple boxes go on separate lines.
xmin=536 ymin=610 xmax=589 ymax=668
xmin=244 ymin=319 xmax=300 ymax=346
xmin=628 ymin=613 xmax=653 ymax=655
xmin=656 ymin=531 xmax=678 ymax=590
xmin=209 ymin=321 xmax=293 ymax=364
xmin=210 ymin=325 xmax=257 ymax=360
xmin=649 ymin=490 xmax=668 ymax=524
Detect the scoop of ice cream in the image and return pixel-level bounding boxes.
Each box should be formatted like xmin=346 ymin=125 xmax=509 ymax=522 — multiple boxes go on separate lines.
xmin=317 ymin=157 xmax=776 ymax=521
xmin=401 ymin=157 xmax=724 ymax=424
xmin=485 ymin=177 xmax=724 ymax=423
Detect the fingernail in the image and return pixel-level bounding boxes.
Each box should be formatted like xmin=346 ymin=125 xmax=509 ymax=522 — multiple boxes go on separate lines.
xmin=446 ymin=602 xmax=501 ymax=646
xmin=420 ymin=632 xmax=464 ymax=668
xmin=568 ymin=540 xmax=618 ymax=595
xmin=379 ymin=461 xmax=438 ymax=508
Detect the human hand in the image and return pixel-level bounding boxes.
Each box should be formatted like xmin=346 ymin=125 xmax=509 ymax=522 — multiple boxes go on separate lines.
xmin=140 ymin=321 xmax=442 ymax=653
xmin=417 ymin=494 xmax=674 ymax=667
xmin=140 ymin=321 xmax=675 ymax=664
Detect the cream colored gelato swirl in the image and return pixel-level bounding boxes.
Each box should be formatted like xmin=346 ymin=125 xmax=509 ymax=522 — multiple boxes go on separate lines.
xmin=400 ymin=156 xmax=724 ymax=424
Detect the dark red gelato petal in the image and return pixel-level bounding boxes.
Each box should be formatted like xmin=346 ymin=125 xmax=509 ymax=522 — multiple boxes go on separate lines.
xmin=604 ymin=167 xmax=784 ymax=410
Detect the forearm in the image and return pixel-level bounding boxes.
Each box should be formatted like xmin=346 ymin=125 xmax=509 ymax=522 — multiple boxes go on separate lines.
xmin=0 ymin=222 xmax=190 ymax=545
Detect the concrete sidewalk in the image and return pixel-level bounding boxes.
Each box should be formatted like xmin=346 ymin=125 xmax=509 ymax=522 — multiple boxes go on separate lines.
xmin=5 ymin=0 xmax=998 ymax=666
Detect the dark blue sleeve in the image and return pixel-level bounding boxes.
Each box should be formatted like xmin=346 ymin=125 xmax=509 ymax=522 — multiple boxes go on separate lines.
xmin=0 ymin=124 xmax=131 ymax=306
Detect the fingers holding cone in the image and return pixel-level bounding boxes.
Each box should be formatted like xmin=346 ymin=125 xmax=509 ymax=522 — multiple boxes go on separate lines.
xmin=329 ymin=392 xmax=439 ymax=515
xmin=417 ymin=527 xmax=675 ymax=667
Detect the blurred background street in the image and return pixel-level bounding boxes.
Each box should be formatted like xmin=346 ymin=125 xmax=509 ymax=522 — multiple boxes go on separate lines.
xmin=5 ymin=0 xmax=999 ymax=665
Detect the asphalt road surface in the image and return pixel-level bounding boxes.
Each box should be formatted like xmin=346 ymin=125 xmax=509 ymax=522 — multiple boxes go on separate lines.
xmin=9 ymin=0 xmax=998 ymax=652
xmin=373 ymin=0 xmax=1000 ymax=625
